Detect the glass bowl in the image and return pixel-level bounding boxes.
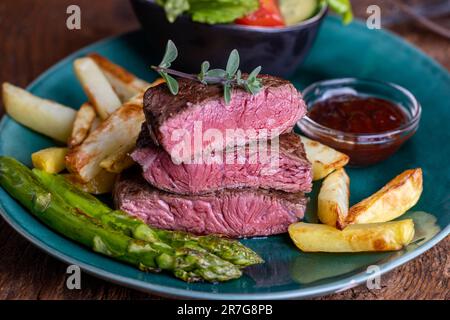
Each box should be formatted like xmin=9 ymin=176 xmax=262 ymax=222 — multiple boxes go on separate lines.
xmin=297 ymin=78 xmax=422 ymax=167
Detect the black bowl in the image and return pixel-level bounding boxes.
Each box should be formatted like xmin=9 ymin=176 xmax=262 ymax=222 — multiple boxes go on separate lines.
xmin=130 ymin=0 xmax=327 ymax=77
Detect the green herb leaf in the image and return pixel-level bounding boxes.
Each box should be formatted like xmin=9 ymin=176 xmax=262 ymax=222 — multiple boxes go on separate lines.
xmin=223 ymin=84 xmax=231 ymax=105
xmin=226 ymin=49 xmax=240 ymax=78
xmin=198 ymin=61 xmax=210 ymax=83
xmin=206 ymin=69 xmax=227 ymax=79
xmin=161 ymin=73 xmax=179 ymax=95
xmin=154 ymin=40 xmax=264 ymax=102
xmin=160 ymin=40 xmax=178 ymax=68
xmin=201 ymin=61 xmax=210 ymax=74
xmin=236 ymin=70 xmax=244 ymax=85
xmin=248 ymin=66 xmax=262 ymax=80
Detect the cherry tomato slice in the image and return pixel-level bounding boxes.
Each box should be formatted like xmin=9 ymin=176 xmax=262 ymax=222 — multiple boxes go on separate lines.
xmin=235 ymin=0 xmax=285 ymax=27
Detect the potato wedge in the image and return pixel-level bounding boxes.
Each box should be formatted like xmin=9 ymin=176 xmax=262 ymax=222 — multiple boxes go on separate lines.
xmin=64 ymin=170 xmax=116 ymax=195
xmin=65 ymin=97 xmax=144 ymax=181
xmin=88 ymin=53 xmax=150 ymax=102
xmin=299 ymin=135 xmax=349 ymax=180
xmin=73 ymin=57 xmax=122 ymax=119
xmin=99 ymin=145 xmax=135 ymax=173
xmin=68 ymin=103 xmax=96 ymax=147
xmin=318 ymin=168 xmax=350 ymax=229
xmin=346 ymin=169 xmax=423 ymax=225
xmin=288 ymin=220 xmax=415 ymax=252
xmin=2 ymin=83 xmax=76 ymax=142
xmin=32 ymin=147 xmax=68 ymax=174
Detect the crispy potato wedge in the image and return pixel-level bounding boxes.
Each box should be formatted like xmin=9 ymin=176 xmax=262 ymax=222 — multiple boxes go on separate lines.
xmin=99 ymin=144 xmax=135 ymax=174
xmin=74 ymin=57 xmax=122 ymax=119
xmin=318 ymin=168 xmax=350 ymax=229
xmin=88 ymin=53 xmax=150 ymax=102
xmin=68 ymin=103 xmax=96 ymax=147
xmin=65 ymin=97 xmax=144 ymax=181
xmin=2 ymin=83 xmax=76 ymax=142
xmin=346 ymin=169 xmax=423 ymax=225
xmin=299 ymin=135 xmax=349 ymax=181
xmin=64 ymin=170 xmax=116 ymax=195
xmin=288 ymin=220 xmax=415 ymax=252
xmin=32 ymin=147 xmax=68 ymax=174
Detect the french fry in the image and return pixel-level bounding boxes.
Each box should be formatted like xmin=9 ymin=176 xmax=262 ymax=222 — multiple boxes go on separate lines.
xmin=65 ymin=97 xmax=144 ymax=181
xmin=299 ymin=135 xmax=349 ymax=180
xmin=89 ymin=117 xmax=101 ymax=133
xmin=73 ymin=57 xmax=122 ymax=119
xmin=318 ymin=168 xmax=350 ymax=229
xmin=288 ymin=220 xmax=415 ymax=252
xmin=64 ymin=170 xmax=117 ymax=194
xmin=99 ymin=144 xmax=135 ymax=173
xmin=68 ymin=103 xmax=96 ymax=147
xmin=2 ymin=83 xmax=76 ymax=142
xmin=88 ymin=53 xmax=150 ymax=102
xmin=346 ymin=169 xmax=423 ymax=225
xmin=32 ymin=147 xmax=68 ymax=174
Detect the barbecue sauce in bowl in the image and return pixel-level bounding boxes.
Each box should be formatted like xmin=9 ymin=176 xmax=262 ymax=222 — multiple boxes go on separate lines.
xmin=299 ymin=90 xmax=420 ymax=167
xmin=308 ymin=95 xmax=409 ymax=134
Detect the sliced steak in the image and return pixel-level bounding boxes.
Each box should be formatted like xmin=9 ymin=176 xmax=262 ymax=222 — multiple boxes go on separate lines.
xmin=114 ymin=170 xmax=307 ymax=238
xmin=143 ymin=76 xmax=306 ymax=161
xmin=132 ymin=125 xmax=312 ymax=194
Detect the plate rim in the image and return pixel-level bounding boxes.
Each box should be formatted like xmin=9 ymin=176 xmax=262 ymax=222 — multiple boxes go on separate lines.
xmin=0 ymin=17 xmax=449 ymax=300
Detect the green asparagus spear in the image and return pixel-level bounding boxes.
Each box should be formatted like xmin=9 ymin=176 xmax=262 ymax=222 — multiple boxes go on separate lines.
xmin=32 ymin=169 xmax=263 ymax=266
xmin=0 ymin=157 xmax=241 ymax=282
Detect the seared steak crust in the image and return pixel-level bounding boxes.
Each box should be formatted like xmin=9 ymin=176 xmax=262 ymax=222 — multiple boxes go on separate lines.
xmin=114 ymin=170 xmax=307 ymax=238
xmin=143 ymin=76 xmax=306 ymax=159
xmin=132 ymin=124 xmax=312 ymax=194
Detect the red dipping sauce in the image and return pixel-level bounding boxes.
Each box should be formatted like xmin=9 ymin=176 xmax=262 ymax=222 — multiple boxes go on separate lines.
xmin=308 ymin=95 xmax=409 ymax=134
xmin=304 ymin=94 xmax=416 ymax=167
xmin=298 ymin=79 xmax=421 ymax=167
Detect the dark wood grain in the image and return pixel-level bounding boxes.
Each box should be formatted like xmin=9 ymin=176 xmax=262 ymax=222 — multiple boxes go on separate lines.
xmin=0 ymin=0 xmax=448 ymax=300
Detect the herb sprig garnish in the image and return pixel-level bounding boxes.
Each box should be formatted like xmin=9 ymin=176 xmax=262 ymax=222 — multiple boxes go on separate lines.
xmin=151 ymin=40 xmax=263 ymax=104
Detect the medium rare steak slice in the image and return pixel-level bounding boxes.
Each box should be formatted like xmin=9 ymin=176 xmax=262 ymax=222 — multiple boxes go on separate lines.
xmin=114 ymin=171 xmax=307 ymax=238
xmin=143 ymin=76 xmax=306 ymax=161
xmin=132 ymin=125 xmax=312 ymax=194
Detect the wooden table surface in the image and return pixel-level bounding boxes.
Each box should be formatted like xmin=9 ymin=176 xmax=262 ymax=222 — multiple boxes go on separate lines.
xmin=0 ymin=0 xmax=448 ymax=300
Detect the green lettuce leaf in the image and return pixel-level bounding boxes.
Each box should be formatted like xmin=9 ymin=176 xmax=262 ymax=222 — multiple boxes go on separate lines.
xmin=189 ymin=0 xmax=259 ymax=24
xmin=155 ymin=0 xmax=190 ymax=23
xmin=156 ymin=0 xmax=258 ymax=24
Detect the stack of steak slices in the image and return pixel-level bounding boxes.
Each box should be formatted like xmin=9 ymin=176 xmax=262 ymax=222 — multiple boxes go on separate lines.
xmin=115 ymin=76 xmax=312 ymax=238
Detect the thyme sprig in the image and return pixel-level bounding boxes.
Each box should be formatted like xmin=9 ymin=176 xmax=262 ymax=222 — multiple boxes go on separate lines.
xmin=151 ymin=40 xmax=263 ymax=104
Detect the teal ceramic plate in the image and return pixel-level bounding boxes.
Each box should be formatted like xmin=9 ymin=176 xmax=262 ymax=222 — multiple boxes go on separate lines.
xmin=0 ymin=17 xmax=449 ymax=299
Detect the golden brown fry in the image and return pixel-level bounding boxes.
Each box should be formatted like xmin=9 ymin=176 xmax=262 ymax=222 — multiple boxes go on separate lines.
xmin=88 ymin=53 xmax=150 ymax=102
xmin=65 ymin=97 xmax=144 ymax=182
xmin=73 ymin=57 xmax=122 ymax=119
xmin=68 ymin=103 xmax=96 ymax=147
xmin=288 ymin=220 xmax=415 ymax=253
xmin=99 ymin=145 xmax=135 ymax=174
xmin=2 ymin=83 xmax=76 ymax=142
xmin=299 ymin=135 xmax=349 ymax=180
xmin=318 ymin=168 xmax=350 ymax=229
xmin=32 ymin=147 xmax=68 ymax=174
xmin=346 ymin=168 xmax=423 ymax=225
xmin=89 ymin=117 xmax=101 ymax=133
xmin=64 ymin=170 xmax=117 ymax=195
